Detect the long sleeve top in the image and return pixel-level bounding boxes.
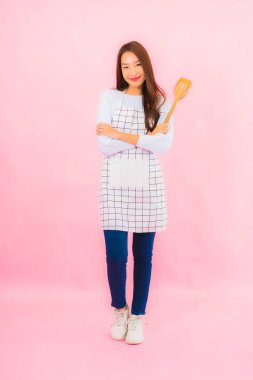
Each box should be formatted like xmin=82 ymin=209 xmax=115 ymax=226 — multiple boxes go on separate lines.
xmin=96 ymin=89 xmax=174 ymax=156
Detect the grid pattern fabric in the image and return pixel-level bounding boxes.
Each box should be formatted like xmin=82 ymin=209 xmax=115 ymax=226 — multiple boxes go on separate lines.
xmin=98 ymin=91 xmax=167 ymax=232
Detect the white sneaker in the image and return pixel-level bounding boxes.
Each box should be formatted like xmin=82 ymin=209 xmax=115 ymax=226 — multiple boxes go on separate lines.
xmin=125 ymin=314 xmax=145 ymax=344
xmin=110 ymin=304 xmax=129 ymax=340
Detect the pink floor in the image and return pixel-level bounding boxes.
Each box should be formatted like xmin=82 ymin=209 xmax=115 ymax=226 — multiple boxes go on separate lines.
xmin=0 ymin=282 xmax=252 ymax=380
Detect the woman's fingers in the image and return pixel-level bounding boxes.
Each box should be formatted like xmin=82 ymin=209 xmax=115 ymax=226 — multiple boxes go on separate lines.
xmin=96 ymin=125 xmax=102 ymax=134
xmin=160 ymin=123 xmax=169 ymax=134
xmin=96 ymin=123 xmax=104 ymax=134
xmin=154 ymin=123 xmax=168 ymax=134
xmin=96 ymin=123 xmax=111 ymax=135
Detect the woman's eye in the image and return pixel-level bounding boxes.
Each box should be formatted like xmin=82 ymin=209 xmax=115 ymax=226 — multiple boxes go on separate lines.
xmin=123 ymin=63 xmax=142 ymax=69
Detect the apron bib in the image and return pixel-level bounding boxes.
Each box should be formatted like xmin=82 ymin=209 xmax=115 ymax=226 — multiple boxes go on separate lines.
xmin=98 ymin=88 xmax=168 ymax=232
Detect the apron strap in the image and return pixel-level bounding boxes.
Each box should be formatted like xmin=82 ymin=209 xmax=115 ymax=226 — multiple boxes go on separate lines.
xmin=119 ymin=88 xmax=126 ymax=108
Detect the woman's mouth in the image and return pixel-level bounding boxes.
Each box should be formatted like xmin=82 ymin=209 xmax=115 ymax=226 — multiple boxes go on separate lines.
xmin=130 ymin=76 xmax=141 ymax=82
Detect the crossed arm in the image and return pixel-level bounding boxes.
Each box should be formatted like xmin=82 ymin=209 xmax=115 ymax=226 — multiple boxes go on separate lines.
xmin=96 ymin=133 xmax=138 ymax=156
xmin=96 ymin=89 xmax=174 ymax=156
xmin=96 ymin=119 xmax=174 ymax=156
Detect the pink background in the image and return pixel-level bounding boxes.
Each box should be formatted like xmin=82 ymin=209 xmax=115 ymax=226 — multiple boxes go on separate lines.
xmin=0 ymin=0 xmax=252 ymax=379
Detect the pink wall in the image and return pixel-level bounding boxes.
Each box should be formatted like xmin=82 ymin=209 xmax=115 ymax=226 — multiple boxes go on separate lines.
xmin=0 ymin=0 xmax=252 ymax=290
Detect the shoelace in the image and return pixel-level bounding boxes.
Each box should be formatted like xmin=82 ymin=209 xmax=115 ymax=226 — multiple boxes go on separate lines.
xmin=112 ymin=308 xmax=128 ymax=327
xmin=128 ymin=316 xmax=142 ymax=330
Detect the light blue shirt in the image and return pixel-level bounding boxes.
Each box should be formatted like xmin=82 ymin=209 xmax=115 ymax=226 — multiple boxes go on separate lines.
xmin=96 ymin=89 xmax=174 ymax=155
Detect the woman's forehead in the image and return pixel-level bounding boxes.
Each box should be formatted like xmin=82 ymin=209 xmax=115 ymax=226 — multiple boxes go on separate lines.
xmin=121 ymin=52 xmax=140 ymax=65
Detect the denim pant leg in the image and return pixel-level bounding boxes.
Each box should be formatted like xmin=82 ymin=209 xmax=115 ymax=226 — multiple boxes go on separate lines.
xmin=131 ymin=232 xmax=156 ymax=315
xmin=103 ymin=230 xmax=128 ymax=309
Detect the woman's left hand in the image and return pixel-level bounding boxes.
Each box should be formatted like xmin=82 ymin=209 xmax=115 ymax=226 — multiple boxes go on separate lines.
xmin=96 ymin=123 xmax=120 ymax=139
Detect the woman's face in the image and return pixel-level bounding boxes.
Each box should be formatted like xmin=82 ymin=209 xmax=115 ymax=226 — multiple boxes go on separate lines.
xmin=121 ymin=51 xmax=146 ymax=89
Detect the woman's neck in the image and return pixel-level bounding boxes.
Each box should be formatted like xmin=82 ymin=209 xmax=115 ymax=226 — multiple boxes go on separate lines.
xmin=125 ymin=85 xmax=143 ymax=96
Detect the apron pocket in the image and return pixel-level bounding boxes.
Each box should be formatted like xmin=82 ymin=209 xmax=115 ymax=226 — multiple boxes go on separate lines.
xmin=108 ymin=157 xmax=149 ymax=189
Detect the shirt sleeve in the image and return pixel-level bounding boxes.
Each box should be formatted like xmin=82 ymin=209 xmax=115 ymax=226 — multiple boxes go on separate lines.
xmin=135 ymin=97 xmax=174 ymax=154
xmin=96 ymin=90 xmax=135 ymax=156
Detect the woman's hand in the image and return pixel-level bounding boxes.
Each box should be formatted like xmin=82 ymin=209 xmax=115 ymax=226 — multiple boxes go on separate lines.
xmin=147 ymin=123 xmax=170 ymax=135
xmin=96 ymin=123 xmax=120 ymax=139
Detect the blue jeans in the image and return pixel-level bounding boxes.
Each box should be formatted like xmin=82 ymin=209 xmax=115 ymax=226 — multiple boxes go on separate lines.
xmin=103 ymin=230 xmax=156 ymax=315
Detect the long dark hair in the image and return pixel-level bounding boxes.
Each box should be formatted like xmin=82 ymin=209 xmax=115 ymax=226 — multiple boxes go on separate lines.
xmin=112 ymin=41 xmax=167 ymax=134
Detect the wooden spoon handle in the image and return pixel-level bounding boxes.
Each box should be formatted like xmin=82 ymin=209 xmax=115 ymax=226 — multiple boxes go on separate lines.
xmin=164 ymin=77 xmax=192 ymax=125
xmin=164 ymin=99 xmax=178 ymax=125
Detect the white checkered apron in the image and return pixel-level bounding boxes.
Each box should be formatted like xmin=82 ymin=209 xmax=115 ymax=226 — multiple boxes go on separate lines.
xmin=98 ymin=90 xmax=167 ymax=232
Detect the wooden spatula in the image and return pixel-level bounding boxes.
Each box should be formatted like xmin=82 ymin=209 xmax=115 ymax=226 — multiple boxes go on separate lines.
xmin=163 ymin=77 xmax=192 ymax=125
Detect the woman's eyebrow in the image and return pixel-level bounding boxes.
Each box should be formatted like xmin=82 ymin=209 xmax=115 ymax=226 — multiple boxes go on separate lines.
xmin=121 ymin=60 xmax=140 ymax=65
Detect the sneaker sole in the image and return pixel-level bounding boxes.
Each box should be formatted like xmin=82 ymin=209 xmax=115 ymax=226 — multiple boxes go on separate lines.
xmin=125 ymin=338 xmax=144 ymax=344
xmin=111 ymin=330 xmax=128 ymax=340
xmin=112 ymin=335 xmax=127 ymax=341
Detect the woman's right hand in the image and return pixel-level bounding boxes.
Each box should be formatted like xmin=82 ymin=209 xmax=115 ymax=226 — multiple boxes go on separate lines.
xmin=148 ymin=123 xmax=169 ymax=135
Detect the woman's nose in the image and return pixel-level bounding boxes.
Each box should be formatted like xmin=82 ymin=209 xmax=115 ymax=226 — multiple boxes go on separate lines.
xmin=130 ymin=68 xmax=137 ymax=75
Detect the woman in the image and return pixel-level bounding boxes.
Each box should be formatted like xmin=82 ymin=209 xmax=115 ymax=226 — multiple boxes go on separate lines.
xmin=96 ymin=41 xmax=174 ymax=344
